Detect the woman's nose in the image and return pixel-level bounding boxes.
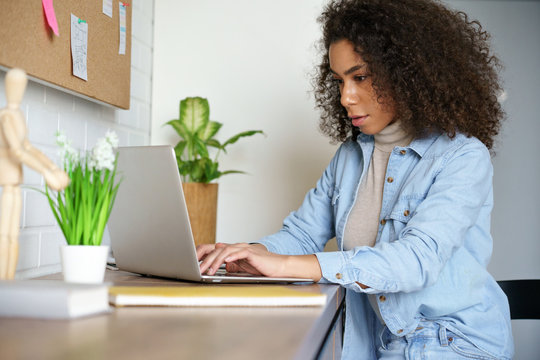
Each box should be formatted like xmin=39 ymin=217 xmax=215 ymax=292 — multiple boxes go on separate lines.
xmin=340 ymin=82 xmax=357 ymax=108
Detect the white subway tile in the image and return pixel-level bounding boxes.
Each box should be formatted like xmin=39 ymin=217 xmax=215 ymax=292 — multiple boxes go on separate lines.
xmin=132 ymin=10 xmax=153 ymax=46
xmin=44 ymin=87 xmax=74 ymax=112
xmin=74 ymin=97 xmax=103 ymax=121
xmin=131 ymin=39 xmax=142 ymax=71
xmin=23 ymin=166 xmax=43 ymax=186
xmin=117 ymin=129 xmax=130 ymax=147
xmin=128 ymin=132 xmax=148 ymax=146
xmin=16 ymin=264 xmax=62 ymax=280
xmin=58 ymin=114 xmax=87 ymax=150
xmin=101 ymin=105 xmax=116 ymax=123
xmin=139 ymin=0 xmax=154 ymax=22
xmin=24 ymin=189 xmax=57 ymax=227
xmin=27 ymin=104 xmax=59 ymax=146
xmin=86 ymin=122 xmax=113 ymax=149
xmin=16 ymin=232 xmax=40 ymax=271
xmin=40 ymin=231 xmax=65 ymax=266
xmin=131 ymin=69 xmax=151 ymax=102
xmin=133 ymin=0 xmax=154 ymax=21
xmin=132 ymin=40 xmax=152 ymax=75
xmin=139 ymin=101 xmax=151 ymax=132
xmin=41 ymin=146 xmax=64 ymax=176
xmin=139 ymin=43 xmax=153 ymax=75
xmin=22 ymin=80 xmax=46 ymax=105
xmin=116 ymin=105 xmax=138 ymax=128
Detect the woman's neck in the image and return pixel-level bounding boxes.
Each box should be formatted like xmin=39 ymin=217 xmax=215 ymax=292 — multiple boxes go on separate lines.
xmin=374 ymin=121 xmax=412 ymax=152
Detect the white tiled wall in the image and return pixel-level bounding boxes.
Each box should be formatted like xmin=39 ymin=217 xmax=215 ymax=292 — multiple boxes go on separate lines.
xmin=0 ymin=0 xmax=154 ymax=279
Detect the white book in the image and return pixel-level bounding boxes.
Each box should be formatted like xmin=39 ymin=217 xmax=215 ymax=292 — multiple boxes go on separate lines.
xmin=0 ymin=280 xmax=111 ymax=319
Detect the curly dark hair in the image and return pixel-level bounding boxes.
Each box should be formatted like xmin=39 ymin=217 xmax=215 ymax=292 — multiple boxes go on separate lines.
xmin=314 ymin=0 xmax=504 ymax=149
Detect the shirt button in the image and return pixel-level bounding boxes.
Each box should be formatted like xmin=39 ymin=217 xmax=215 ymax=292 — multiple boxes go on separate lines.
xmin=403 ymin=210 xmax=410 ymax=216
xmin=380 ymin=219 xmax=386 ymax=225
xmin=387 ymin=177 xmax=394 ymax=183
xmin=336 ymin=273 xmax=342 ymax=279
xmin=379 ymin=295 xmax=386 ymax=302
xmin=400 ymin=150 xmax=406 ymax=155
xmin=397 ymin=329 xmax=403 ymax=334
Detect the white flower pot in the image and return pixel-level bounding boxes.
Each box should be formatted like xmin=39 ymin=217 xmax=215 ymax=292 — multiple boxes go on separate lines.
xmin=60 ymin=245 xmax=109 ymax=284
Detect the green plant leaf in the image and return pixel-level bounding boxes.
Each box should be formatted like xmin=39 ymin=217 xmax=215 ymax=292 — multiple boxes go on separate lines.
xmin=178 ymin=161 xmax=194 ymax=177
xmin=174 ymin=141 xmax=187 ymax=158
xmin=166 ymin=119 xmax=190 ymax=139
xmin=220 ymin=170 xmax=246 ymax=176
xmin=180 ymin=97 xmax=209 ymax=134
xmin=204 ymin=160 xmax=220 ymax=183
xmin=206 ymin=139 xmax=222 ymax=149
xmin=193 ymin=137 xmax=209 ymax=158
xmin=222 ymin=130 xmax=264 ymax=148
xmin=190 ymin=158 xmax=206 ymax=182
xmin=197 ymin=121 xmax=222 ymax=141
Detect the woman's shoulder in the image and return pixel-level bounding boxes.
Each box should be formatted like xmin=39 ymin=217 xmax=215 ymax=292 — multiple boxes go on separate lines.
xmin=419 ymin=132 xmax=489 ymax=160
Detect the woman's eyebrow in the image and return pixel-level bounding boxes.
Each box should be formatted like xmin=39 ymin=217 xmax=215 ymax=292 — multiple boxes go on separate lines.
xmin=330 ymin=64 xmax=366 ymax=76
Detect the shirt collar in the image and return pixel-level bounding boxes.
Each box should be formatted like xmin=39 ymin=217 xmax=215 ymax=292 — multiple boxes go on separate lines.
xmin=407 ymin=133 xmax=440 ymax=157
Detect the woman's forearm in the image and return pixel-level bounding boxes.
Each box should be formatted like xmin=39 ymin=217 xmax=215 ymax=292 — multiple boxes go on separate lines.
xmin=284 ymin=254 xmax=323 ymax=282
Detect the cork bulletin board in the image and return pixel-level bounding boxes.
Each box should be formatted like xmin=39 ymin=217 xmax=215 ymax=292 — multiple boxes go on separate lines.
xmin=0 ymin=0 xmax=132 ymax=109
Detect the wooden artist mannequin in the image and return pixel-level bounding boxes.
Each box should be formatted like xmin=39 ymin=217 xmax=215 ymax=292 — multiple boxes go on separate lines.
xmin=0 ymin=68 xmax=69 ymax=279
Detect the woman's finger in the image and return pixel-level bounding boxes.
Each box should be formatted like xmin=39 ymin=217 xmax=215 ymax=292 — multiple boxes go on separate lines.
xmin=199 ymin=246 xmax=227 ymax=274
xmin=196 ymin=244 xmax=216 ymax=261
xmin=205 ymin=246 xmax=248 ymax=275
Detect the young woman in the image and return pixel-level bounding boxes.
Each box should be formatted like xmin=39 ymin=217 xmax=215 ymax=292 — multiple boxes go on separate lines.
xmin=197 ymin=0 xmax=513 ymax=358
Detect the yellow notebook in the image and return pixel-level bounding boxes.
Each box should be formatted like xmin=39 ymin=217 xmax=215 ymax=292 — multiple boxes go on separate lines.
xmin=109 ymin=285 xmax=327 ymax=307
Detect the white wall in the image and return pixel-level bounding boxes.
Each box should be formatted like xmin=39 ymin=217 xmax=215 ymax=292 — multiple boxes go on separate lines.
xmin=1 ymin=0 xmax=154 ymax=279
xmin=152 ymin=0 xmax=337 ymax=244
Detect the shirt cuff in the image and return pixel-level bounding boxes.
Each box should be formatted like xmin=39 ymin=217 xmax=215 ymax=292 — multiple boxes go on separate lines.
xmin=315 ymin=251 xmax=380 ymax=294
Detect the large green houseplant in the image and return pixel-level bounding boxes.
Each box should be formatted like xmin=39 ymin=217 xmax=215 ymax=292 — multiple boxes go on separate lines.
xmin=166 ymin=97 xmax=263 ymax=245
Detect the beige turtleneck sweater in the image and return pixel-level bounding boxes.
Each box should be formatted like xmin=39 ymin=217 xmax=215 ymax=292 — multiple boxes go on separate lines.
xmin=343 ymin=121 xmax=412 ymax=323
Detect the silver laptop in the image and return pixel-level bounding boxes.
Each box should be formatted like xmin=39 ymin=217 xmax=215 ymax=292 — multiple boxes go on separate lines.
xmin=108 ymin=145 xmax=312 ymax=283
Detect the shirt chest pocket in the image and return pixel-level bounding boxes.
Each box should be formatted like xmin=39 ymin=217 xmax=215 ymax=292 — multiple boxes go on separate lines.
xmin=381 ymin=196 xmax=424 ymax=242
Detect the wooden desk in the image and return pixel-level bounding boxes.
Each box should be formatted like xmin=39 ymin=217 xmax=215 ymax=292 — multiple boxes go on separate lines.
xmin=0 ymin=270 xmax=345 ymax=360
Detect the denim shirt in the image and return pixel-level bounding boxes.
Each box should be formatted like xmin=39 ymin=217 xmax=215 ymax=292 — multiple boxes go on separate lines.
xmin=258 ymin=132 xmax=513 ymax=359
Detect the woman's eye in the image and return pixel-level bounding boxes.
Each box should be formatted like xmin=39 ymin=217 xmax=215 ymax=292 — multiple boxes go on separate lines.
xmin=355 ymin=75 xmax=367 ymax=82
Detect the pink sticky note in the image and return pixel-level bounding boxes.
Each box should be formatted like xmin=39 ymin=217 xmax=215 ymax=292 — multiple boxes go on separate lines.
xmin=42 ymin=0 xmax=59 ymax=36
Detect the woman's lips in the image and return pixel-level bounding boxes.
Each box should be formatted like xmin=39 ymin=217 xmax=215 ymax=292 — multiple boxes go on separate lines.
xmin=350 ymin=115 xmax=368 ymax=127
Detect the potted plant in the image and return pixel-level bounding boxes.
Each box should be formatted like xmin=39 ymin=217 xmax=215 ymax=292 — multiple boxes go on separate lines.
xmin=166 ymin=97 xmax=263 ymax=246
xmin=43 ymin=131 xmax=121 ymax=283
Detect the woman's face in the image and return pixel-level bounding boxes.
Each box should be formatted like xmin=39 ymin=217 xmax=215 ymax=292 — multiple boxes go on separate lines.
xmin=329 ymin=39 xmax=395 ymax=135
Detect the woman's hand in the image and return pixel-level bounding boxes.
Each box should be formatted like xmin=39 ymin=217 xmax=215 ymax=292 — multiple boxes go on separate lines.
xmin=196 ymin=243 xmax=323 ymax=281
xmin=197 ymin=243 xmax=284 ymax=277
